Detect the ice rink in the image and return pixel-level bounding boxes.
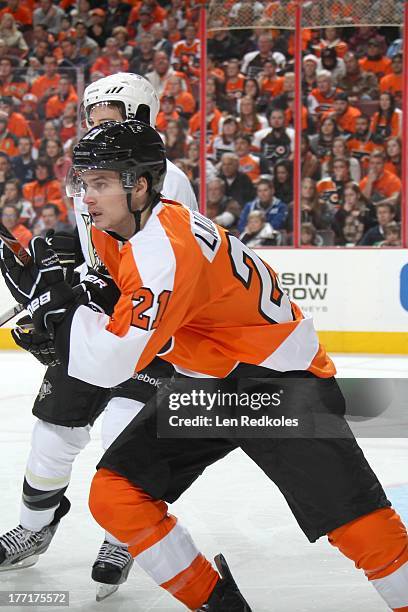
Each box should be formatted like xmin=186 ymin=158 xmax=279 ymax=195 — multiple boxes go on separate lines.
xmin=0 ymin=351 xmax=407 ymax=612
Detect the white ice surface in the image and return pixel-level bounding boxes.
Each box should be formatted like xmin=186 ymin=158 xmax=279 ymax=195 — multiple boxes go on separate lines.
xmin=0 ymin=352 xmax=407 ymax=612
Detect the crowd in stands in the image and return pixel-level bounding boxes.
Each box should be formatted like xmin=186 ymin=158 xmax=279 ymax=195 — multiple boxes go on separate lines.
xmin=0 ymin=0 xmax=404 ymax=248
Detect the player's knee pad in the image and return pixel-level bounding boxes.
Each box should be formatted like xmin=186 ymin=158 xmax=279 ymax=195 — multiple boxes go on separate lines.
xmin=101 ymin=397 xmax=144 ymax=450
xmin=26 ymin=420 xmax=91 ymax=488
xmin=89 ymin=468 xmax=171 ymax=548
xmin=328 ymin=508 xmax=408 ymax=580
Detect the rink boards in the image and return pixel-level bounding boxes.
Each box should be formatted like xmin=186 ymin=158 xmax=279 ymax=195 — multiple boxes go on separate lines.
xmin=0 ymin=248 xmax=407 ymax=353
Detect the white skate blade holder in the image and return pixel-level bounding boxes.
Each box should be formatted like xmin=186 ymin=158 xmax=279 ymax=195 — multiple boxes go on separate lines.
xmin=0 ymin=554 xmax=39 ymax=572
xmin=96 ymin=582 xmax=120 ymax=602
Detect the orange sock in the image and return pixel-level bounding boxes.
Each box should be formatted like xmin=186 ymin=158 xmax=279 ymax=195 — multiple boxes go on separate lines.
xmin=329 ymin=508 xmax=408 ymax=611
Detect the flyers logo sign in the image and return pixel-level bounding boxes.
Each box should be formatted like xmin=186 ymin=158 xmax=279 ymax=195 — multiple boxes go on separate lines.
xmin=400 ymin=264 xmax=408 ymax=312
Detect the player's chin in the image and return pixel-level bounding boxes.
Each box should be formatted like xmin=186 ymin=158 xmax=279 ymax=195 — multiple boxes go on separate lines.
xmin=92 ymin=215 xmax=108 ymax=230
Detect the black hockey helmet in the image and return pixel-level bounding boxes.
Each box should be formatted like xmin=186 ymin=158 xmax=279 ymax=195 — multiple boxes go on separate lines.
xmin=68 ymin=119 xmax=167 ymax=201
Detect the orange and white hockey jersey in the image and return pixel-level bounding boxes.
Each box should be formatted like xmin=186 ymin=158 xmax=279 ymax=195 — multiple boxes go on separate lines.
xmin=66 ymin=202 xmax=335 ymax=387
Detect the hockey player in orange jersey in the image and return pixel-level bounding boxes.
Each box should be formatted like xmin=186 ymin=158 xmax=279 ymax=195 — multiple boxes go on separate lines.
xmin=1 ymin=120 xmax=408 ymax=611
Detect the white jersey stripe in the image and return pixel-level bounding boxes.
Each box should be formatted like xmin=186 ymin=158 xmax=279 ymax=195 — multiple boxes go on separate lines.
xmin=259 ymin=317 xmax=319 ymax=372
xmin=68 ymin=305 xmax=154 ymax=387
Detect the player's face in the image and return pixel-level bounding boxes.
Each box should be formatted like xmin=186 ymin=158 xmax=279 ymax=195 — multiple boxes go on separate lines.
xmin=88 ymin=104 xmax=124 ymax=127
xmin=82 ymin=170 xmax=132 ymax=234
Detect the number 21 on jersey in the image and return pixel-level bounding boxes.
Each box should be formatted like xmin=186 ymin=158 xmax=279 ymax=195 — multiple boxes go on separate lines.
xmin=131 ymin=288 xmax=172 ymax=330
xmin=228 ymin=234 xmax=293 ymax=324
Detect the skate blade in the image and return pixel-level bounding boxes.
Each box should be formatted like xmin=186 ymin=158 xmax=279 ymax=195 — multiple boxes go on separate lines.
xmin=95 ymin=583 xmax=119 ymax=602
xmin=0 ymin=554 xmax=39 ymax=572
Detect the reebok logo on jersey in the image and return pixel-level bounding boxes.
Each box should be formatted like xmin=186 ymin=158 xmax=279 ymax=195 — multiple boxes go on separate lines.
xmin=131 ymin=372 xmax=162 ymax=388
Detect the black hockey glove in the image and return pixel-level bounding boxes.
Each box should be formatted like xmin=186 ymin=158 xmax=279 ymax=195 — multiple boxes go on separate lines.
xmin=0 ymin=237 xmax=77 ymax=336
xmin=78 ymin=267 xmax=120 ymax=316
xmin=11 ymin=315 xmax=60 ymax=367
xmin=45 ymin=230 xmax=82 ymax=286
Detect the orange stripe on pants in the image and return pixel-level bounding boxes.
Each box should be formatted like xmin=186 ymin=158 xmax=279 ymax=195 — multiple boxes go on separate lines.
xmin=89 ymin=468 xmax=218 ymax=609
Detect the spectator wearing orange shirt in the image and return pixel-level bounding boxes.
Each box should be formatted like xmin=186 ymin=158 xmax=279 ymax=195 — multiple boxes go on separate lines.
xmin=257 ymin=59 xmax=284 ymax=98
xmin=189 ymin=95 xmax=222 ymax=141
xmin=285 ymin=95 xmax=309 ymax=131
xmin=234 ymin=133 xmax=260 ymax=183
xmin=0 ymin=0 xmax=32 ymax=29
xmin=360 ymin=150 xmax=401 ymax=205
xmin=171 ymin=24 xmax=200 ymax=65
xmin=0 ymin=56 xmax=28 ymax=100
xmin=0 ymin=112 xmax=17 ymax=157
xmin=323 ymin=92 xmax=361 ymax=136
xmin=370 ymin=92 xmax=402 ymax=143
xmin=156 ymin=95 xmax=180 ymax=133
xmin=30 ymin=55 xmax=61 ymax=113
xmin=166 ymin=75 xmax=195 ymax=118
xmin=127 ymin=0 xmax=166 ymax=35
xmin=45 ymin=75 xmax=78 ymax=120
xmin=207 ymin=54 xmax=225 ymax=84
xmin=380 ymin=53 xmax=403 ymax=105
xmin=58 ymin=101 xmax=76 ymax=144
xmin=359 ymin=39 xmax=392 ymax=79
xmin=90 ymin=37 xmax=129 ymax=76
xmin=0 ymin=96 xmax=33 ymax=141
xmin=23 ymin=157 xmax=65 ymax=221
xmin=308 ymin=70 xmax=342 ymax=119
xmin=1 ymin=204 xmax=32 ymax=248
xmin=224 ymin=58 xmax=245 ymax=101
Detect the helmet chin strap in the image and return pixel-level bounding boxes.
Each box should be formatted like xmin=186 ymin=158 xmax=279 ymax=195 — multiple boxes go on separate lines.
xmin=127 ymin=191 xmax=160 ymax=234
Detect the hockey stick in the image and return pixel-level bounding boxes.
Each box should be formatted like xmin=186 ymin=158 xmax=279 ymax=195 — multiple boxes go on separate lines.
xmin=0 ymin=221 xmax=31 ymax=265
xmin=0 ymin=302 xmax=25 ymax=327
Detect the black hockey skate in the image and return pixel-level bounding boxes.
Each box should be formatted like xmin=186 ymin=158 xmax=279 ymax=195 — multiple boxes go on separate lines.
xmin=92 ymin=541 xmax=134 ymax=602
xmin=197 ymin=554 xmax=252 ymax=611
xmin=0 ymin=496 xmax=70 ymax=571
